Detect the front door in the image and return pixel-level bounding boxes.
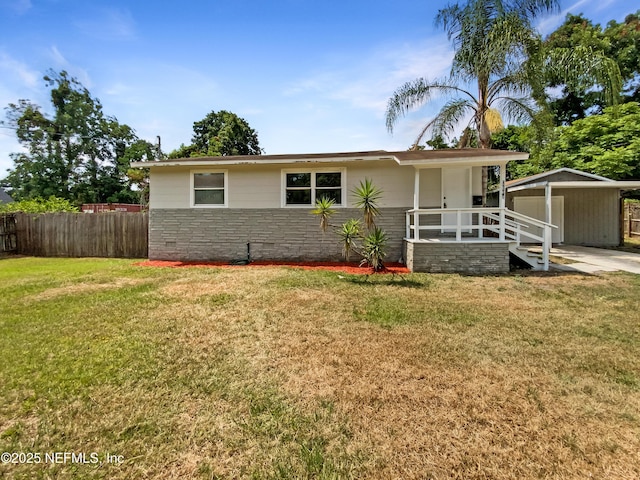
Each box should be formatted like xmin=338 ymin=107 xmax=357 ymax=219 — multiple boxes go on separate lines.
xmin=441 ymin=167 xmax=472 ymax=233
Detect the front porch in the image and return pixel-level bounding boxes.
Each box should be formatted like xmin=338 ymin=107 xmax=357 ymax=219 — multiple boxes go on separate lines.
xmin=403 ymin=159 xmax=555 ymax=272
xmin=403 ymin=207 xmax=555 ymax=272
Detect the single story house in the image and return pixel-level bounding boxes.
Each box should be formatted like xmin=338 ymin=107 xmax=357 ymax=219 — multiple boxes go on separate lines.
xmin=133 ymin=149 xmax=563 ymax=273
xmin=506 ymin=168 xmax=640 ymax=247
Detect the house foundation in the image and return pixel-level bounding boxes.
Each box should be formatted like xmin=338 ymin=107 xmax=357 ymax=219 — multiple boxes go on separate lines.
xmin=405 ymin=240 xmax=510 ymax=274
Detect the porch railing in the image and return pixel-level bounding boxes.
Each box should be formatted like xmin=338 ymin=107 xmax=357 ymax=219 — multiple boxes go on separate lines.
xmin=405 ymin=208 xmax=556 ymax=270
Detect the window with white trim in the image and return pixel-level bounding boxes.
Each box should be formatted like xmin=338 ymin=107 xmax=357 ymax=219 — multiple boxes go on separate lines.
xmin=191 ymin=171 xmax=227 ymax=207
xmin=283 ymin=170 xmax=344 ymax=206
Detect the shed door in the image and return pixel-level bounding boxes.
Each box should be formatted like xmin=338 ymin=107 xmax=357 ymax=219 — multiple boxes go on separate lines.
xmin=513 ymin=196 xmax=564 ymax=244
xmin=441 ymin=167 xmax=471 ymax=233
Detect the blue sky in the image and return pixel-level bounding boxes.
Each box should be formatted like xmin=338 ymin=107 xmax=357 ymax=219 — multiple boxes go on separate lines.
xmin=0 ymin=0 xmax=635 ymax=176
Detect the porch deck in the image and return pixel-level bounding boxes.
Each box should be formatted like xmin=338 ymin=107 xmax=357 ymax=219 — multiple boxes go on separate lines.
xmin=404 ymin=207 xmax=556 ymax=271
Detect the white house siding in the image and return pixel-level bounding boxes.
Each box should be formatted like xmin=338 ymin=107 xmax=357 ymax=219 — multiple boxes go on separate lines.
xmin=147 ymin=160 xmax=419 ymax=262
xmin=508 ymin=188 xmax=620 ymax=246
xmin=149 ymin=167 xmax=191 ymax=209
xmin=149 ymin=160 xmax=419 ymax=209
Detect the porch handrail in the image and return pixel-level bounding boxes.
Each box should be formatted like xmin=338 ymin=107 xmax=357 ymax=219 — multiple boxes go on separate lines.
xmin=406 ymin=207 xmax=557 ymax=271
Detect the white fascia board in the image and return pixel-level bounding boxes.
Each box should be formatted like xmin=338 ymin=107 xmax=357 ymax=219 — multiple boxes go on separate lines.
xmin=402 ymin=157 xmax=518 ymax=168
xmin=507 ymin=181 xmax=549 ymax=192
xmin=131 ymin=155 xmax=395 ymax=169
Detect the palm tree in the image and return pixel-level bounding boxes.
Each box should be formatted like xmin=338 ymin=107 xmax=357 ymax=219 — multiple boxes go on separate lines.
xmin=385 ymin=0 xmax=621 ymax=201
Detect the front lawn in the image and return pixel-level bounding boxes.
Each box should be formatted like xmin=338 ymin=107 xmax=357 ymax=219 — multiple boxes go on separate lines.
xmin=1 ymin=257 xmax=639 ymax=479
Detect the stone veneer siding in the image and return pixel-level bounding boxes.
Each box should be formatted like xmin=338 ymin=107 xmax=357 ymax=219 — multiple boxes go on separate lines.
xmin=149 ymin=208 xmax=409 ymax=263
xmin=405 ymin=241 xmax=510 ymax=274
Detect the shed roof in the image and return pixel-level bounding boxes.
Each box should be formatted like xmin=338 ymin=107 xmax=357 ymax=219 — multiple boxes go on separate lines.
xmin=131 ymin=149 xmax=528 ymax=169
xmin=505 ymin=168 xmax=613 ymax=189
xmin=505 ymin=167 xmax=640 ymax=193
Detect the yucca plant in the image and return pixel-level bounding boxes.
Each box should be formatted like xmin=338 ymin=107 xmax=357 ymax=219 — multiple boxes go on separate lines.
xmin=338 ymin=219 xmax=361 ymax=262
xmin=311 ymin=178 xmax=388 ymax=271
xmin=312 ymin=196 xmax=336 ymax=233
xmin=361 ymin=227 xmax=388 ymax=272
xmin=353 ymin=178 xmax=382 ymax=229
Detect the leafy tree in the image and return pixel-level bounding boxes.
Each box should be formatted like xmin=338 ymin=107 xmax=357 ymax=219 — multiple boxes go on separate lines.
xmin=491 ymin=124 xmax=536 ymax=179
xmin=605 ymin=11 xmax=640 ymax=103
xmin=529 ymin=102 xmax=640 ymax=179
xmin=543 ymin=11 xmax=639 ymax=124
xmin=543 ymin=14 xmax=610 ymax=124
xmin=1 ymin=71 xmax=152 ymax=204
xmin=169 ymin=110 xmax=262 ymax=158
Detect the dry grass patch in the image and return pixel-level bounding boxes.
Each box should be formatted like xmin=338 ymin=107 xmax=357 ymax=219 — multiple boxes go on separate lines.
xmin=1 ymin=259 xmax=639 ymax=479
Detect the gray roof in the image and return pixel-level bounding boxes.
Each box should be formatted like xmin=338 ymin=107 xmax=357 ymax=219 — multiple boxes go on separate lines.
xmin=505 ymin=168 xmax=613 ymax=188
xmin=132 ymin=148 xmax=528 ymax=169
xmin=0 ymin=187 xmax=13 ymax=204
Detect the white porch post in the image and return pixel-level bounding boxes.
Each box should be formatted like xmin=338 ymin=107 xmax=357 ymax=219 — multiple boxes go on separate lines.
xmin=499 ymin=164 xmax=506 ymax=210
xmin=413 ymin=168 xmax=420 ymax=210
xmin=413 ymin=168 xmax=420 ymax=240
xmin=499 ymin=164 xmax=506 ymax=241
xmin=545 ymin=182 xmax=552 ymax=224
xmin=543 ymin=182 xmax=552 ymax=271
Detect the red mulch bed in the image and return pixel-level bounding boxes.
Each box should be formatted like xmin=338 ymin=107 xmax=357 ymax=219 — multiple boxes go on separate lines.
xmin=135 ymin=260 xmax=409 ymax=275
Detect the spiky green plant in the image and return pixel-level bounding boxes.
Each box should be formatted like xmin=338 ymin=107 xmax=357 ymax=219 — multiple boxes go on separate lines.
xmin=338 ymin=219 xmax=361 ymax=262
xmin=353 ymin=179 xmax=382 ymax=230
xmin=361 ymin=227 xmax=388 ymax=272
xmin=312 ymin=197 xmax=336 ymax=233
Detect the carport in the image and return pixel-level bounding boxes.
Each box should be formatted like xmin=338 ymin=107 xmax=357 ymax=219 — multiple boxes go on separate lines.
xmin=506 ymin=168 xmax=640 ymax=247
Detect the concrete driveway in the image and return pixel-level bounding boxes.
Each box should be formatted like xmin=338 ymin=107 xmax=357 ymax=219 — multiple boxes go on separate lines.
xmin=550 ymin=245 xmax=640 ymax=274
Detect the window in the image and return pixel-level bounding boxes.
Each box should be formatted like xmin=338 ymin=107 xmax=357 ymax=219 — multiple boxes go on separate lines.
xmin=283 ymin=169 xmax=344 ymax=206
xmin=191 ymin=171 xmax=227 ymax=207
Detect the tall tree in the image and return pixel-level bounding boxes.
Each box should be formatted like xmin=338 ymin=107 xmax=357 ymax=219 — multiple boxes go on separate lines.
xmin=386 ymin=0 xmax=561 ymax=203
xmin=386 ymin=0 xmax=559 ymax=151
xmin=543 ymin=12 xmax=635 ymax=125
xmin=543 ymin=14 xmax=609 ymax=124
xmin=1 ymin=71 xmax=153 ymax=203
xmin=527 ymin=102 xmax=640 ymax=180
xmin=605 ymin=11 xmax=640 ymax=103
xmin=169 ymin=110 xmax=262 ymax=158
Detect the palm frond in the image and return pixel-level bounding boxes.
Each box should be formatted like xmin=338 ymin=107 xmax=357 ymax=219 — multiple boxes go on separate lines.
xmin=492 ymin=96 xmax=538 ymax=124
xmin=385 ymin=78 xmax=476 ymax=133
xmin=427 ymin=99 xmax=476 ymax=145
xmin=543 ymin=46 xmax=622 ymax=107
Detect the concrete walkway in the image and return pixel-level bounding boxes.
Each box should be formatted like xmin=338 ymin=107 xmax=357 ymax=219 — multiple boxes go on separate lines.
xmin=549 ymin=245 xmax=640 ymax=274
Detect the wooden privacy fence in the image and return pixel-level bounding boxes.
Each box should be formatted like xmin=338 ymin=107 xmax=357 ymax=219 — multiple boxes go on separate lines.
xmin=1 ymin=214 xmax=17 ymax=253
xmin=626 ymin=202 xmax=640 ymax=238
xmin=14 ymin=212 xmax=148 ymax=258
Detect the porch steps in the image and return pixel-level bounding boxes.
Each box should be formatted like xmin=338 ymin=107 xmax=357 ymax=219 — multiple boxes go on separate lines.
xmin=509 ymin=244 xmax=544 ymax=270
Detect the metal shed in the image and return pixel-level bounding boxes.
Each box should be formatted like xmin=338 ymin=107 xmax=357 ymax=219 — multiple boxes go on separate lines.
xmin=505 ymin=168 xmax=640 ymax=247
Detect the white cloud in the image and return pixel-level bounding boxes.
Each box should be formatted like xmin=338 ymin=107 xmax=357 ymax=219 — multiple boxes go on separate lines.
xmin=46 ymin=46 xmax=93 ymax=88
xmin=0 ymin=52 xmax=39 ymax=89
xmin=284 ymin=37 xmax=454 ymax=118
xmin=536 ymin=0 xmax=591 ymax=35
xmin=1 ymin=0 xmax=31 ymax=15
xmin=74 ymin=7 xmax=136 ymax=41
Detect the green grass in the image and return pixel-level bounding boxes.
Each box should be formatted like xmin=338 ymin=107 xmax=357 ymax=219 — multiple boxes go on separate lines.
xmin=1 ymin=257 xmax=640 ymax=479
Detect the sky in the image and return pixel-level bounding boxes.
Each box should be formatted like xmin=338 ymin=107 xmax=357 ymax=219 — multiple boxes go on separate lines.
xmin=0 ymin=0 xmax=635 ymax=177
